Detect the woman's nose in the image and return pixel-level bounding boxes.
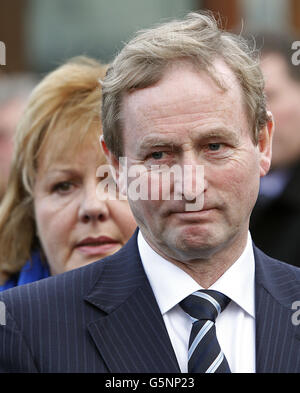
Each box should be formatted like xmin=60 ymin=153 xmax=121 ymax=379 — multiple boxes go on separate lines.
xmin=78 ymin=186 xmax=110 ymax=223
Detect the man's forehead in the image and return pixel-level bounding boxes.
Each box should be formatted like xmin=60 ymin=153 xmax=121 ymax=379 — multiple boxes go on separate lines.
xmin=119 ymin=59 xmax=248 ymax=156
xmin=122 ymin=59 xmax=242 ymax=117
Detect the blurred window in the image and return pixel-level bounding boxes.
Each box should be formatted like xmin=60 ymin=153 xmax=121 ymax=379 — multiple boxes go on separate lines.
xmin=24 ymin=0 xmax=201 ymax=72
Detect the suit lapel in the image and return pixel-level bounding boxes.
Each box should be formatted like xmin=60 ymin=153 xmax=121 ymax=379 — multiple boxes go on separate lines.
xmin=254 ymin=246 xmax=300 ymax=372
xmin=84 ymin=231 xmax=180 ymax=373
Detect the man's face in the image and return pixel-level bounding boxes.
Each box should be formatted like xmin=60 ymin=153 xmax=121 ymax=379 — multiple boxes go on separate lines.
xmin=111 ymin=60 xmax=272 ymax=265
xmin=261 ymin=53 xmax=300 ymax=168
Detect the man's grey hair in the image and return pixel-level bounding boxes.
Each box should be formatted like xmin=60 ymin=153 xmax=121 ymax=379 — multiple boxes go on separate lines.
xmin=102 ymin=11 xmax=269 ymax=158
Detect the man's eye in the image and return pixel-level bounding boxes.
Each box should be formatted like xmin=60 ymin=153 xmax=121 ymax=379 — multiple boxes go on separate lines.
xmin=208 ymin=143 xmax=222 ymax=151
xmin=151 ymin=151 xmax=164 ymax=159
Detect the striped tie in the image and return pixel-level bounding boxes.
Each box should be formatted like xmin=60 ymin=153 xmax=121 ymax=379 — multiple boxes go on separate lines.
xmin=180 ymin=289 xmax=231 ymax=373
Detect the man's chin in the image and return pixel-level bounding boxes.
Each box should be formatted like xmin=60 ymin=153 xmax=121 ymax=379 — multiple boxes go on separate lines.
xmin=165 ymin=232 xmax=224 ymax=261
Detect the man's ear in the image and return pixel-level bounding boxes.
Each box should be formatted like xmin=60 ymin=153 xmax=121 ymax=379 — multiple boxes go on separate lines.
xmin=100 ymin=135 xmax=110 ymax=157
xmin=100 ymin=135 xmax=119 ymax=181
xmin=258 ymin=111 xmax=274 ymax=177
xmin=100 ymin=135 xmax=127 ymax=197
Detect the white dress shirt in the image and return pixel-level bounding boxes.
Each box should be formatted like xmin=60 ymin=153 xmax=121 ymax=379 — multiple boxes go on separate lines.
xmin=137 ymin=231 xmax=256 ymax=373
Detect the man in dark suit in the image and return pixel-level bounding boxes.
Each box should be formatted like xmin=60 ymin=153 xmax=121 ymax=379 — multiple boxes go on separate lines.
xmin=0 ymin=12 xmax=300 ymax=373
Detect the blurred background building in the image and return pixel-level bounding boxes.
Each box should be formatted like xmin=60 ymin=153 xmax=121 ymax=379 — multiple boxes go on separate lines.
xmin=1 ymin=0 xmax=300 ymax=75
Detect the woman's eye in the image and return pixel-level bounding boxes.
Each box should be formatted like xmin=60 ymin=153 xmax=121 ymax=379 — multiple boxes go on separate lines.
xmin=52 ymin=181 xmax=73 ymax=194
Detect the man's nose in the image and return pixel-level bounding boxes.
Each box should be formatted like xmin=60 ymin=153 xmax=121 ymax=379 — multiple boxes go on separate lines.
xmin=177 ymin=153 xmax=206 ymax=210
xmin=78 ymin=186 xmax=110 ymax=223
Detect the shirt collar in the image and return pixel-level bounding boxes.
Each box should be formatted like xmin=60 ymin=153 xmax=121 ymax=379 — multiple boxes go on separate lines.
xmin=138 ymin=231 xmax=255 ymax=319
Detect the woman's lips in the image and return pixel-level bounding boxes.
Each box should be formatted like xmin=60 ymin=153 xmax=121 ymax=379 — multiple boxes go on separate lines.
xmin=75 ymin=236 xmax=121 ymax=257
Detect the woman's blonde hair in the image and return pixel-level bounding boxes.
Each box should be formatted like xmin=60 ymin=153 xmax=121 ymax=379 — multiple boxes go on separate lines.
xmin=102 ymin=11 xmax=269 ymax=158
xmin=0 ymin=56 xmax=107 ymax=280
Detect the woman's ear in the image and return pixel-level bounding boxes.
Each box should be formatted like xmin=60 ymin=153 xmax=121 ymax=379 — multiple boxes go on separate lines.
xmin=258 ymin=111 xmax=274 ymax=177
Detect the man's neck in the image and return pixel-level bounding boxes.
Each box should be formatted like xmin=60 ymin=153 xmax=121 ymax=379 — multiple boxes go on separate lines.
xmin=140 ymin=230 xmax=249 ymax=288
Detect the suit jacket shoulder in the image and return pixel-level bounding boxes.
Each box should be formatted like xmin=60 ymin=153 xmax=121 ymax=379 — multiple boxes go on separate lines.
xmin=254 ymin=245 xmax=300 ymax=372
xmin=0 ymin=257 xmax=106 ymax=372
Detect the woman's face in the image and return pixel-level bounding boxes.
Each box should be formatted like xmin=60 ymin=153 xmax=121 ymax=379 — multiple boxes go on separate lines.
xmin=33 ymin=134 xmax=136 ymax=275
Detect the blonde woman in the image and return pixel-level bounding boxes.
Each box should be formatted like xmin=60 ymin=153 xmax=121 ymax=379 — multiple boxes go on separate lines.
xmin=0 ymin=56 xmax=136 ymax=290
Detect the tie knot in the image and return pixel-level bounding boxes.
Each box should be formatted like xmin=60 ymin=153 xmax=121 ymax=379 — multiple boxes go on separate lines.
xmin=180 ymin=289 xmax=230 ymax=322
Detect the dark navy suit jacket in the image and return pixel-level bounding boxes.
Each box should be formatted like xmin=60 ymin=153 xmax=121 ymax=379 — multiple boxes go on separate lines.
xmin=0 ymin=230 xmax=300 ymax=373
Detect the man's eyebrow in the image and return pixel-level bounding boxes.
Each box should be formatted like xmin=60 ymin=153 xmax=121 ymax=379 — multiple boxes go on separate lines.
xmin=137 ymin=135 xmax=178 ymax=152
xmin=135 ymin=127 xmax=241 ymax=155
xmin=192 ymin=127 xmax=240 ymax=144
xmin=143 ymin=127 xmax=239 ymax=142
